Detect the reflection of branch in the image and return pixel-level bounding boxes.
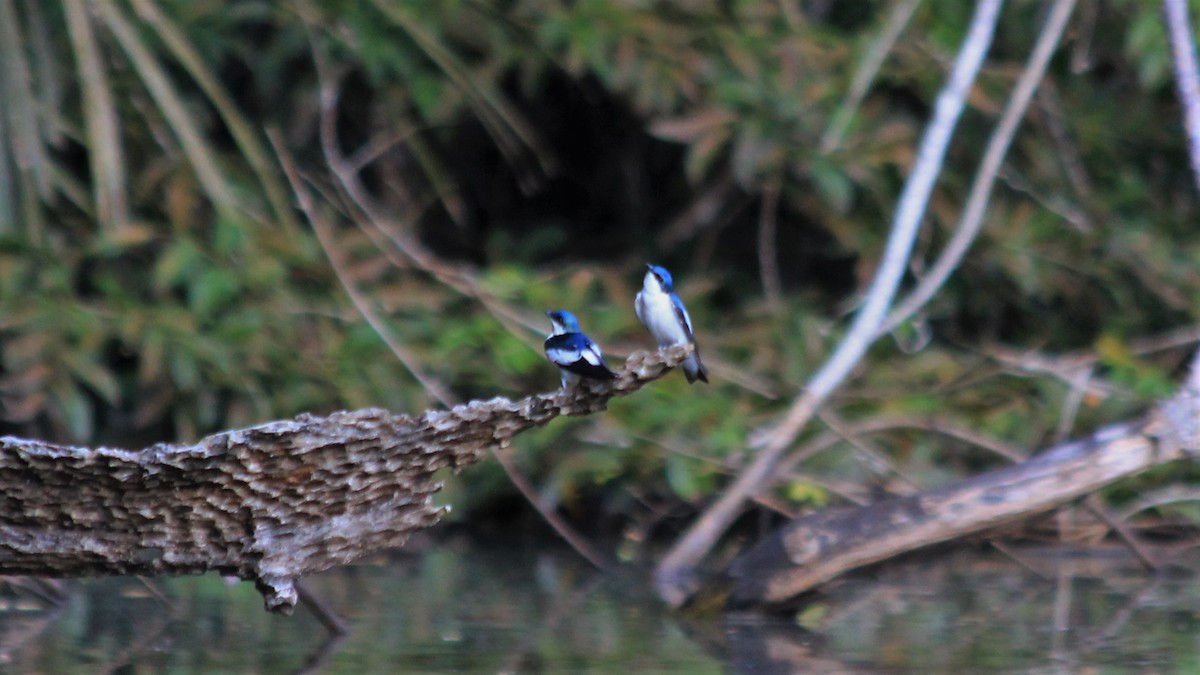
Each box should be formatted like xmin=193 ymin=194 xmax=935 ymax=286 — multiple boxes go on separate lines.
xmin=497 ymin=572 xmax=607 ymax=674
xmin=491 ymin=446 xmax=611 ymax=570
xmin=0 ymin=577 xmax=69 ymax=607
xmin=1078 ymin=573 xmax=1165 ymax=652
xmin=655 ymin=0 xmax=1003 ymax=606
xmin=291 ymin=631 xmax=348 ymax=675
xmin=0 ymin=598 xmax=61 ymax=665
xmin=94 ymin=601 xmax=173 ymax=675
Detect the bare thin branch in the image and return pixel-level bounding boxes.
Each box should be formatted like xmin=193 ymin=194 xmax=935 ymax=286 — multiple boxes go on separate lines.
xmin=655 ymin=0 xmax=1004 ymax=607
xmin=299 ymin=38 xmax=625 ymax=561
xmin=820 ymin=0 xmax=923 ymax=154
xmin=1163 ymin=0 xmax=1200 ymax=193
xmin=368 ymin=0 xmax=557 ymax=191
xmin=757 ymin=179 xmax=784 ymax=311
xmin=270 ymin=129 xmax=459 ymax=408
xmin=491 ymin=447 xmax=611 ymax=570
xmin=881 ymin=0 xmax=1076 ymax=334
xmin=305 ymin=36 xmax=548 ymax=344
xmin=777 ymin=414 xmax=1029 ymax=480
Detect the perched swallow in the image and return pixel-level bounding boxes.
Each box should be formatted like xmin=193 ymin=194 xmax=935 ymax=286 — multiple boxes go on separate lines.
xmin=635 ymin=264 xmax=709 ymax=383
xmin=544 ymin=310 xmax=617 ymax=388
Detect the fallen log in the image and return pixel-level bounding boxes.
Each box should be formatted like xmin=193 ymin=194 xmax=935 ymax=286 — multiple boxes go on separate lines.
xmin=710 ymin=352 xmax=1200 ymax=610
xmin=0 ymin=345 xmax=691 ymax=614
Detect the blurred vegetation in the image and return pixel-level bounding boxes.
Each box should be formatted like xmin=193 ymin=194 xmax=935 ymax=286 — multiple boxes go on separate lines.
xmin=0 ymin=1 xmax=1198 ymax=540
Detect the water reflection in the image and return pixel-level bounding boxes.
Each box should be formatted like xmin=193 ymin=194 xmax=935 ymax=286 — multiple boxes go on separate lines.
xmin=2 ymin=541 xmax=1199 ymax=672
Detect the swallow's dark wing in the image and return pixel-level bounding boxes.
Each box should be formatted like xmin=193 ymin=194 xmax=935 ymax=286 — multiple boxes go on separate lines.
xmin=545 ymin=333 xmax=616 ymax=380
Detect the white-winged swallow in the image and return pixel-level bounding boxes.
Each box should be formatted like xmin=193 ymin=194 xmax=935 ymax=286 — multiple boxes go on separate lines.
xmin=635 ymin=264 xmax=709 ymax=383
xmin=544 ymin=309 xmax=617 ymax=388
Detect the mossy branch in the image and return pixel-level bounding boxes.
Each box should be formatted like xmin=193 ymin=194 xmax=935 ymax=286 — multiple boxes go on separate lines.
xmin=0 ymin=345 xmax=692 ymax=614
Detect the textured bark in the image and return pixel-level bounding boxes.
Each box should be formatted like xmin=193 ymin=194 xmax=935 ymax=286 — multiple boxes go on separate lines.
xmin=713 ymin=354 xmax=1200 ymax=610
xmin=0 ymin=345 xmax=692 ymax=613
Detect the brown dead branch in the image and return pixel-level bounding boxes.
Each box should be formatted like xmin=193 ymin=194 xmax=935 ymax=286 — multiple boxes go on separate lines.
xmin=702 ymin=351 xmax=1200 ymax=610
xmin=0 ymin=345 xmax=692 ymax=615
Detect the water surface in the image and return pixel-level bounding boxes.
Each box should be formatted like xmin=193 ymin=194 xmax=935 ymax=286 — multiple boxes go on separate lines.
xmin=3 ymin=540 xmax=1198 ymax=672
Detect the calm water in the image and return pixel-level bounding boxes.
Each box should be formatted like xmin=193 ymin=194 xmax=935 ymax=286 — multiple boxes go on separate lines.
xmin=3 ymin=539 xmax=1200 ymax=673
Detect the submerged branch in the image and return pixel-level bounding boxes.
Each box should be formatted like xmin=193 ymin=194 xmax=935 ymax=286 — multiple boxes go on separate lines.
xmin=0 ymin=345 xmax=692 ymax=614
xmin=701 ymin=350 xmax=1200 ymax=610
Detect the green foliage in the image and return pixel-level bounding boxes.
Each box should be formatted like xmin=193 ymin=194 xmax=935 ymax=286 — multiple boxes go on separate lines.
xmin=0 ymin=1 xmax=1197 ymax=530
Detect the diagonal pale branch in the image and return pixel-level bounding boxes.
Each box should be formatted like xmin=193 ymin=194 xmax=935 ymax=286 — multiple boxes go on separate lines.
xmin=63 ymin=0 xmax=129 ymax=231
xmin=880 ymin=0 xmax=1076 ymax=335
xmin=654 ymin=0 xmax=1005 ymax=607
xmin=0 ymin=344 xmax=694 ymax=615
xmin=1163 ymin=0 xmax=1200 ymax=194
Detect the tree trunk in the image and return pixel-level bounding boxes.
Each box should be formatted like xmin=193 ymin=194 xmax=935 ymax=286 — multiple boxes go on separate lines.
xmin=0 ymin=346 xmax=690 ymax=613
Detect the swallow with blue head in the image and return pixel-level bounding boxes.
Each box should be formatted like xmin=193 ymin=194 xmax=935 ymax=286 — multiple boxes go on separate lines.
xmin=635 ymin=264 xmax=709 ymax=383
xmin=544 ymin=309 xmax=617 ymax=388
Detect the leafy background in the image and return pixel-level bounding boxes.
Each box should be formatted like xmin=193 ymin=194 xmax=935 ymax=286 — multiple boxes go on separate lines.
xmin=1 ymin=0 xmax=1198 ymax=538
